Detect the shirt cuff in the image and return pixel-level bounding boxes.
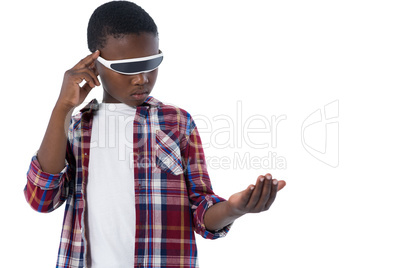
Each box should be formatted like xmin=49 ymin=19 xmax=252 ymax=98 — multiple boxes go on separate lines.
xmin=196 ymin=195 xmax=233 ymax=239
xmin=27 ymin=154 xmax=68 ymax=190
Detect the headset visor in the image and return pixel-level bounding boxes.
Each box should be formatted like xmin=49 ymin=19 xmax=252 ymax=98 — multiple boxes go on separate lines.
xmin=97 ymin=51 xmax=163 ymax=75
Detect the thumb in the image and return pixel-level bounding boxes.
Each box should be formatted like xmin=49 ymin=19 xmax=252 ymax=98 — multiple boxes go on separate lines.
xmin=240 ymin=184 xmax=255 ymax=204
xmin=80 ymin=81 xmax=96 ymax=98
xmin=229 ymin=184 xmax=255 ymax=208
xmin=277 ymin=180 xmax=286 ymax=191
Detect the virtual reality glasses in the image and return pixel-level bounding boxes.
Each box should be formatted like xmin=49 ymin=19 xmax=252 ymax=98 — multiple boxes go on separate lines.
xmin=97 ymin=50 xmax=163 ymax=75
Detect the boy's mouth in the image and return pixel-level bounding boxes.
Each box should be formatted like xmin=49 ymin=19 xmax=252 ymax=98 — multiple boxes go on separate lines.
xmin=130 ymin=91 xmax=149 ymax=100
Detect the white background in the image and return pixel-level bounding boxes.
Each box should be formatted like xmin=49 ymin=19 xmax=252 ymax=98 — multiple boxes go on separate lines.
xmin=1 ymin=0 xmax=401 ymax=267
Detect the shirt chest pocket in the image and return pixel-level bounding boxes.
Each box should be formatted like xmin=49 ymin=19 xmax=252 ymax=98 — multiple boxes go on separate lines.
xmin=155 ymin=129 xmax=184 ymax=176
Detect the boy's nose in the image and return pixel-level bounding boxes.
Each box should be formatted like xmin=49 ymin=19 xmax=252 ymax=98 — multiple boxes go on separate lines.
xmin=130 ymin=73 xmax=148 ymax=85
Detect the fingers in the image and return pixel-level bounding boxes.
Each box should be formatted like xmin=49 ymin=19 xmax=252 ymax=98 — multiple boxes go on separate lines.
xmin=58 ymin=51 xmax=101 ymax=109
xmin=66 ymin=51 xmax=101 ymax=89
xmin=244 ymin=174 xmax=267 ymax=210
xmin=73 ymin=50 xmax=100 ymax=70
xmin=74 ymin=51 xmax=100 ymax=87
xmin=64 ymin=70 xmax=98 ymax=89
xmin=80 ymin=77 xmax=96 ymax=95
xmin=227 ymin=173 xmax=285 ymax=217
xmin=246 ymin=173 xmax=284 ymax=213
xmin=264 ymin=178 xmax=278 ymax=210
xmin=254 ymin=174 xmax=273 ymax=210
xmin=238 ymin=184 xmax=256 ymax=208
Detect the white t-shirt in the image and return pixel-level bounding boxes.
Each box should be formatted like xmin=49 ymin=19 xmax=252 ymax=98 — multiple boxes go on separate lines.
xmin=87 ymin=103 xmax=136 ymax=267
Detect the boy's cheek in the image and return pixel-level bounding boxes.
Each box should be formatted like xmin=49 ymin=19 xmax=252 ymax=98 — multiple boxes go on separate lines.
xmin=95 ymin=62 xmax=112 ymax=78
xmin=97 ymin=69 xmax=120 ymax=86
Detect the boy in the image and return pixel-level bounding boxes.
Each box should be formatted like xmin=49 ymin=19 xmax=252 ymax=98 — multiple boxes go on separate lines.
xmin=24 ymin=1 xmax=286 ymax=267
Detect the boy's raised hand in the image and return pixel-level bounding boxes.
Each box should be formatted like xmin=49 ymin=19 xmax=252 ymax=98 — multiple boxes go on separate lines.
xmin=204 ymin=173 xmax=286 ymax=231
xmin=57 ymin=50 xmax=101 ymax=110
xmin=227 ymin=173 xmax=286 ymax=217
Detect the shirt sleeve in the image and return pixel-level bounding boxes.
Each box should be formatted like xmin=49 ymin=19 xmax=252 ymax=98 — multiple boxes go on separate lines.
xmin=182 ymin=118 xmax=232 ymax=239
xmin=24 ymin=144 xmax=73 ymax=213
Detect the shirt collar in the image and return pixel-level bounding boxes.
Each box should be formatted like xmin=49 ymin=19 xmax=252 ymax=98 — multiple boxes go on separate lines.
xmin=79 ymin=96 xmax=163 ymax=114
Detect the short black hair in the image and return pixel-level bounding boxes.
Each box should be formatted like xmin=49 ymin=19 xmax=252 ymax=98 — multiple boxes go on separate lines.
xmin=87 ymin=1 xmax=158 ymax=52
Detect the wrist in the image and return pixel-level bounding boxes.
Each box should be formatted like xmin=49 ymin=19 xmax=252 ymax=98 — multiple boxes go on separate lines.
xmin=54 ymin=100 xmax=76 ymax=115
xmin=225 ymin=200 xmax=246 ymax=219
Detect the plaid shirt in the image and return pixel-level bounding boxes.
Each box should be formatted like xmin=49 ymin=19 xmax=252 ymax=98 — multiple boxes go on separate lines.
xmin=24 ymin=96 xmax=231 ymax=268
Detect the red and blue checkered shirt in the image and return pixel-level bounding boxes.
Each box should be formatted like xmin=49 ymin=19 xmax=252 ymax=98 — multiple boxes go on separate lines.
xmin=24 ymin=96 xmax=231 ymax=268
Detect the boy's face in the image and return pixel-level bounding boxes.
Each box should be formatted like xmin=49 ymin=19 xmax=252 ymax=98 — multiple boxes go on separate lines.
xmin=96 ymin=33 xmax=159 ymax=106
